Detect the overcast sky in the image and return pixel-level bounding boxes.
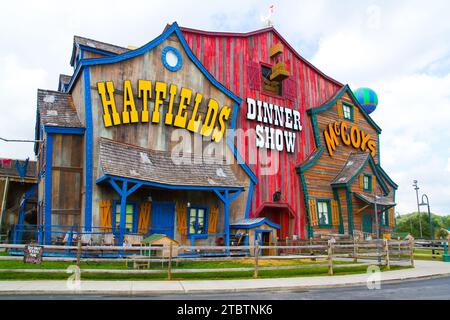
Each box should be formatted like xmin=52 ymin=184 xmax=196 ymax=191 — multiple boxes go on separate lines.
xmin=0 ymin=0 xmax=449 ymax=215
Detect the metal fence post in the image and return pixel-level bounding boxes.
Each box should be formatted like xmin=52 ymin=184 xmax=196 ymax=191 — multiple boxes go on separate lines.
xmin=409 ymin=238 xmax=415 ymax=267
xmin=384 ymin=239 xmax=390 ymax=270
xmin=353 ymin=237 xmax=358 ymax=263
xmin=168 ymin=242 xmax=173 ymax=280
xmin=253 ymin=242 xmax=259 ymax=279
xmin=328 ymin=240 xmax=334 ymax=276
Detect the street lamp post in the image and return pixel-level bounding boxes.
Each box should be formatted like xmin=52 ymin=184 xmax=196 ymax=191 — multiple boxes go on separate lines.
xmin=419 ymin=194 xmax=434 ymax=255
xmin=413 ymin=180 xmax=423 ymax=239
xmin=374 ymin=195 xmax=381 ymax=264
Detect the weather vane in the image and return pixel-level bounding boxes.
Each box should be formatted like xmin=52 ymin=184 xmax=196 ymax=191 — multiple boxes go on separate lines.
xmin=261 ymin=4 xmax=275 ymax=27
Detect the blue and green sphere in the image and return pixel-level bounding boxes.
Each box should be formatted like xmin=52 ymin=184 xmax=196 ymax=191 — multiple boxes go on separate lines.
xmin=353 ymin=87 xmax=378 ymax=114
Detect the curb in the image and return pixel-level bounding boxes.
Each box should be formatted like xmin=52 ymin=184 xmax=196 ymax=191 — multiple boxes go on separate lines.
xmin=1 ymin=272 xmax=449 ymax=296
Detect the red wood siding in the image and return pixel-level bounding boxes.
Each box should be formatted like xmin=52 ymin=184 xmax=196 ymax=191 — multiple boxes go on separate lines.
xmin=182 ymin=28 xmax=342 ymax=238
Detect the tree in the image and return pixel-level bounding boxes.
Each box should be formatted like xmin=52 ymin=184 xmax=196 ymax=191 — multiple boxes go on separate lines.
xmin=395 ymin=212 xmax=449 ymax=239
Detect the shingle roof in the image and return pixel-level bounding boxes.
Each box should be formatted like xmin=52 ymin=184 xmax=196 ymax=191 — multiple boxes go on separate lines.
xmin=331 ymin=152 xmax=370 ymax=185
xmin=98 ymin=138 xmax=245 ymax=189
xmin=0 ymin=160 xmax=37 ymax=180
xmin=37 ymin=89 xmax=83 ymax=128
xmin=354 ymin=193 xmax=396 ymax=207
xmin=74 ymin=35 xmax=130 ymax=55
xmin=229 ymin=217 xmax=280 ymax=229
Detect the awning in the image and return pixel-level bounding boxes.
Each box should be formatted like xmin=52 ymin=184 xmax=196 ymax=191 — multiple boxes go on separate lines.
xmin=97 ymin=137 xmax=245 ymax=190
xmin=354 ymin=193 xmax=396 ymax=208
xmin=331 ymin=152 xmax=369 ymax=185
xmin=230 ymin=218 xmax=280 ymax=229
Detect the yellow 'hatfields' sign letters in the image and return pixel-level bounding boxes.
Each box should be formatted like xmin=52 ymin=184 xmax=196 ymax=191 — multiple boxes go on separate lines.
xmin=97 ymin=80 xmax=231 ymax=142
xmin=324 ymin=121 xmax=376 ymax=157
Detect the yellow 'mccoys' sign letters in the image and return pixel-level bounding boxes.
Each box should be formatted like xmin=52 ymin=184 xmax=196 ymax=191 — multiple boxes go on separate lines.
xmin=324 ymin=121 xmax=377 ymax=157
xmin=97 ymin=80 xmax=231 ymax=142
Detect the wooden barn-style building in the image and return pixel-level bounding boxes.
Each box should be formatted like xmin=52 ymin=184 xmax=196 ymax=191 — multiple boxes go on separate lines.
xmin=27 ymin=22 xmax=397 ymax=248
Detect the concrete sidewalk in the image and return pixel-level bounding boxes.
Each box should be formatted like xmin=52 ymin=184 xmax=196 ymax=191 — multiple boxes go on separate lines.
xmin=0 ymin=260 xmax=448 ymax=295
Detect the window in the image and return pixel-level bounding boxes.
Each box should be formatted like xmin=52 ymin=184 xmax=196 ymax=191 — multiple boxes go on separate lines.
xmin=317 ymin=200 xmax=332 ymax=227
xmin=261 ymin=64 xmax=282 ymax=96
xmin=342 ymin=103 xmax=354 ymax=121
xmin=363 ymin=174 xmax=372 ymax=192
xmin=380 ymin=211 xmax=389 ymax=226
xmin=188 ymin=206 xmax=208 ymax=235
xmin=113 ymin=201 xmax=137 ymax=233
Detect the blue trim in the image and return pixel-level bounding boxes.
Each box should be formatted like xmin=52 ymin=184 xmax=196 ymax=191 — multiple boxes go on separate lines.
xmin=226 ymin=102 xmax=258 ymax=184
xmin=98 ymin=174 xmax=244 ymax=192
xmin=68 ymin=22 xmax=258 ymax=200
xmin=187 ymin=205 xmax=209 ymax=237
xmin=44 ymin=126 xmax=85 ymax=135
xmin=112 ymin=200 xmax=138 ymax=233
xmin=161 ymin=46 xmax=182 ymax=72
xmin=79 ymin=45 xmax=117 ymax=58
xmin=245 ymin=181 xmax=255 ymax=219
xmin=231 ymin=218 xmax=280 ymax=230
xmin=44 ymin=134 xmax=53 ymax=244
xmin=83 ymin=67 xmax=93 ymax=232
xmin=68 ymin=23 xmax=241 ymax=104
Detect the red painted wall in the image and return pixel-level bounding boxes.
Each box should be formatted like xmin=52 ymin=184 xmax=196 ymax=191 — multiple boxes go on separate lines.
xmin=181 ymin=27 xmax=342 ymax=238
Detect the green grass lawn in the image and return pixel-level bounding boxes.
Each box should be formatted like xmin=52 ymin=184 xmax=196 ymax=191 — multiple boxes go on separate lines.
xmin=0 ymin=257 xmax=353 ymax=270
xmin=0 ymin=264 xmax=409 ymax=281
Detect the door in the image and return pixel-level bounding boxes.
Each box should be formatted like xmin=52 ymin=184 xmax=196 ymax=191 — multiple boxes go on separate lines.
xmin=362 ymin=213 xmax=373 ymax=234
xmin=151 ymin=202 xmax=175 ymax=238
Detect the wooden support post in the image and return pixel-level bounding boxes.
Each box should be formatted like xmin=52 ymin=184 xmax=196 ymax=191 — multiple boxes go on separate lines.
xmin=328 ymin=240 xmax=334 ymax=276
xmin=409 ymin=238 xmax=415 ymax=267
xmin=384 ymin=239 xmax=390 ymax=270
xmin=253 ymin=242 xmax=259 ymax=279
xmin=0 ymin=178 xmax=9 ymax=235
xmin=167 ymin=242 xmax=172 ymax=280
xmin=76 ymin=227 xmax=82 ymax=268
xmin=353 ymin=237 xmax=358 ymax=263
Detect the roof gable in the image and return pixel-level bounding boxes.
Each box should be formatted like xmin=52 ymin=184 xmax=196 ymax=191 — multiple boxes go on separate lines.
xmin=179 ymin=25 xmax=343 ymax=88
xmin=307 ymin=85 xmax=382 ymax=134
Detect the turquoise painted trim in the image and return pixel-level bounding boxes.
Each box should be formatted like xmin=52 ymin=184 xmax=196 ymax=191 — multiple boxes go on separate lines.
xmin=83 ymin=67 xmax=93 ymax=232
xmin=44 ymin=126 xmax=85 ymax=135
xmin=307 ymin=85 xmax=382 ymax=134
xmin=332 ymin=188 xmax=345 ymax=234
xmin=296 ymin=147 xmax=324 ymax=173
xmin=341 ymin=101 xmax=354 ymax=122
xmin=311 ymin=114 xmax=322 ymax=148
xmin=377 ymin=134 xmax=380 ymax=164
xmin=344 ymin=155 xmax=390 ymax=196
xmin=299 ymin=172 xmax=313 ymax=239
xmin=316 ymin=198 xmax=333 ymax=228
xmin=345 ymin=186 xmax=354 ymax=235
xmin=376 ymin=164 xmax=398 ymax=190
xmin=363 ymin=173 xmax=372 ymax=192
xmin=354 ymin=193 xmax=396 ymax=209
xmin=44 ymin=134 xmax=53 ymax=244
